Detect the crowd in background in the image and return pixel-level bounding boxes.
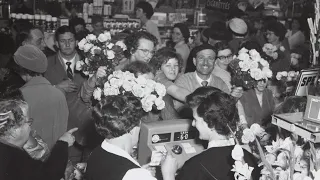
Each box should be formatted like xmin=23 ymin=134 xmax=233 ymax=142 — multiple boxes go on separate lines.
xmin=0 ymin=1 xmax=319 ymax=180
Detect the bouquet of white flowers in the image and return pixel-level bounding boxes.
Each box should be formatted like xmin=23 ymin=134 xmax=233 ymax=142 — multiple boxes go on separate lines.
xmin=92 ymin=70 xmax=166 ymax=112
xmin=76 ymin=32 xmax=127 ymax=77
xmin=229 ymin=48 xmax=273 ymax=89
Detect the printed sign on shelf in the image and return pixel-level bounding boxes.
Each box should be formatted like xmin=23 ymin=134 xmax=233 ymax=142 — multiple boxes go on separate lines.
xmin=294 ymin=68 xmax=319 ymax=96
xmin=205 ymin=0 xmax=231 ymax=12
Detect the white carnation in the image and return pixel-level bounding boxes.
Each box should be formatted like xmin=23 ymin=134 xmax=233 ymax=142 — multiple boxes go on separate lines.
xmin=86 ymin=34 xmax=97 ymax=41
xmin=135 ymin=76 xmax=147 ymax=86
xmin=122 ymin=80 xmax=133 ymax=91
xmin=250 ymin=68 xmax=263 ymax=80
xmin=104 ymin=87 xmax=120 ymax=96
xmin=237 ymin=52 xmax=250 ymax=61
xmin=105 ymin=50 xmax=115 ymax=59
xmin=115 ymin=41 xmax=127 ymax=50
xmin=155 ymin=83 xmax=166 ymax=97
xmin=249 ymin=61 xmax=259 ymax=69
xmin=75 ymin=60 xmax=84 ymax=71
xmin=249 ymin=49 xmax=261 ymax=60
xmin=259 ymin=59 xmax=269 ymax=68
xmin=239 ymin=60 xmax=251 ymax=72
xmin=132 ymin=84 xmax=145 ymax=98
xmin=155 ymin=98 xmax=165 ymax=110
xmin=280 ymin=71 xmax=288 ymax=77
xmin=238 ymin=48 xmax=249 ymax=54
xmin=83 ymin=43 xmax=94 ymax=53
xmin=93 ymin=88 xmax=102 ymax=101
xmin=97 ymin=33 xmax=110 ymax=43
xmin=78 ymin=38 xmax=87 ymax=50
xmin=276 ymin=72 xmax=282 ymax=80
xmin=109 ymin=78 xmax=123 ymax=88
xmin=107 ymin=42 xmax=114 ymax=49
xmin=262 ymin=67 xmax=272 ymax=78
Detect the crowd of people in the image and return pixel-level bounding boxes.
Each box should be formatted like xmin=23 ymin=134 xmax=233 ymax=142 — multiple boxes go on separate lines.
xmin=0 ymin=1 xmax=318 ymax=180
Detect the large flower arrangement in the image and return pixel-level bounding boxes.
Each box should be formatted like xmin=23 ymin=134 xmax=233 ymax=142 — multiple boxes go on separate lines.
xmin=76 ymin=32 xmax=127 ymax=77
xmin=229 ymin=48 xmax=273 ymax=89
xmin=241 ymin=123 xmax=320 ymax=180
xmin=92 ymin=70 xmax=166 ymax=112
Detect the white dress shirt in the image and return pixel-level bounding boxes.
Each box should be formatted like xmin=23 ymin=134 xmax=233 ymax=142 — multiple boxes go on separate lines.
xmin=195 ymin=72 xmax=212 ymax=86
xmin=61 ymin=54 xmax=76 ymax=74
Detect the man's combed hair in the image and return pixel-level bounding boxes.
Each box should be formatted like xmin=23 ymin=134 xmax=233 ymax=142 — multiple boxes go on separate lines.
xmin=54 ymin=25 xmax=76 ymax=42
xmin=124 ymin=31 xmax=158 ymax=59
xmin=92 ymin=95 xmax=146 ymax=139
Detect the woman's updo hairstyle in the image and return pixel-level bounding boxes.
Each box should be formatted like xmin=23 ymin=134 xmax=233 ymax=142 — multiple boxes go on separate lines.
xmin=93 ymin=94 xmax=146 ymax=139
xmin=0 ymin=99 xmax=28 ymax=136
xmin=196 ymin=90 xmax=239 ymax=136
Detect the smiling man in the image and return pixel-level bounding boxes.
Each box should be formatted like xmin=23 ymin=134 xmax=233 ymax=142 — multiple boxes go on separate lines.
xmin=174 ymin=44 xmax=229 ymax=110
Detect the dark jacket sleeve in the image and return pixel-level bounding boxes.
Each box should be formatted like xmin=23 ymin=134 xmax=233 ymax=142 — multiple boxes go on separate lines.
xmin=29 ymin=141 xmax=69 ymax=180
xmin=40 ymin=141 xmax=69 ymax=180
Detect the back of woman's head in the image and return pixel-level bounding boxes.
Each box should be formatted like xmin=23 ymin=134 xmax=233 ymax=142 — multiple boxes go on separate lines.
xmin=123 ymin=61 xmax=155 ymax=77
xmin=196 ymin=91 xmax=239 ymax=136
xmin=0 ymin=99 xmax=27 ymax=136
xmin=93 ymin=95 xmax=145 ymax=139
xmin=149 ymin=47 xmax=183 ymax=71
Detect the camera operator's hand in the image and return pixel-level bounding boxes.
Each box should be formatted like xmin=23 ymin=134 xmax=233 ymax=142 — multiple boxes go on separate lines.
xmin=55 ymin=80 xmax=78 ymax=93
xmin=59 ymin=128 xmax=78 ymax=147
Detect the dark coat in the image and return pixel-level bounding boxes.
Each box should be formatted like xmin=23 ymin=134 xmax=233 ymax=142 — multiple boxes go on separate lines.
xmin=44 ymin=53 xmax=91 ymax=145
xmin=240 ymin=88 xmax=275 ymax=126
xmin=0 ymin=141 xmax=68 ymax=180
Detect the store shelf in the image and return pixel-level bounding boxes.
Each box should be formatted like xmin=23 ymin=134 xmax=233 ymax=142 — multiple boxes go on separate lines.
xmin=272 ymin=113 xmax=320 ymax=143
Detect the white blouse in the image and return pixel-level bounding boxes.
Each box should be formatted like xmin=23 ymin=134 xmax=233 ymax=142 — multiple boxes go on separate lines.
xmin=101 ymin=140 xmax=156 ymax=180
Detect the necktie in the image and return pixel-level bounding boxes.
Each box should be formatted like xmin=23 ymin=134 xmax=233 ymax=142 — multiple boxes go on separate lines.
xmin=66 ymin=62 xmax=73 ymax=80
xmin=201 ymin=81 xmax=208 ymax=86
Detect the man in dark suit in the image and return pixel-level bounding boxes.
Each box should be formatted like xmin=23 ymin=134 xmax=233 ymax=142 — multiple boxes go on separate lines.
xmin=44 ymin=26 xmax=91 ymax=162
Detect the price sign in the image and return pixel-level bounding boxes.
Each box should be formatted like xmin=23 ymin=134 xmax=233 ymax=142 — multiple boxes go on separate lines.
xmin=205 ymin=0 xmax=231 ymax=12
xmin=295 ymin=68 xmax=319 ymax=96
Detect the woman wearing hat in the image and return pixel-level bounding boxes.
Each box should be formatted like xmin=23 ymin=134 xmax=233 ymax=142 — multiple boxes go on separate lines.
xmin=171 ymin=23 xmax=190 ymax=73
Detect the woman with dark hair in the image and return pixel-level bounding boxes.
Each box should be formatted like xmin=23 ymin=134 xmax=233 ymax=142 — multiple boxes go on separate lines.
xmin=172 ymin=23 xmax=190 ymax=73
xmin=85 ymin=87 xmax=176 ymax=180
xmin=124 ymin=31 xmax=158 ymax=63
xmin=285 ymin=17 xmax=305 ymax=50
xmin=264 ymin=21 xmax=291 ymax=74
xmin=167 ymin=87 xmax=260 ymax=180
xmin=0 ymin=98 xmax=78 ymax=180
